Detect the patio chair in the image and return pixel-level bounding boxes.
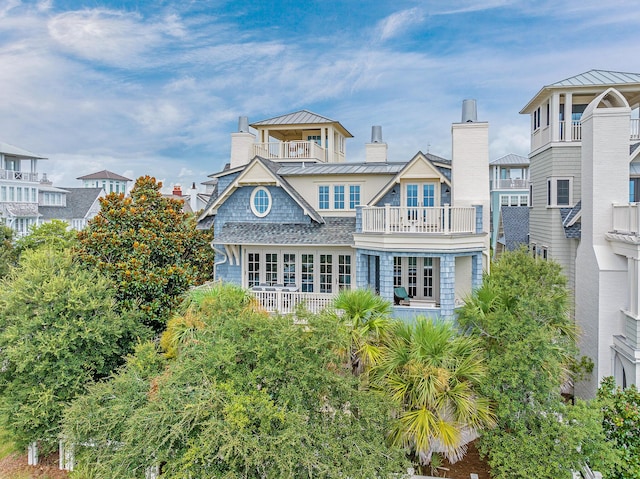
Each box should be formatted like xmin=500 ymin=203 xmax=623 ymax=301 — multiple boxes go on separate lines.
xmin=394 ymin=287 xmax=412 ymax=306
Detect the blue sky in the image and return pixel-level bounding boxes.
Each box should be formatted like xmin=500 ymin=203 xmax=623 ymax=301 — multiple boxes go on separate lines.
xmin=1 ymin=0 xmax=639 ymax=192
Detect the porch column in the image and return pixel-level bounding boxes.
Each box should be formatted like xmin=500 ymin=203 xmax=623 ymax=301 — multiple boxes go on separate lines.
xmin=355 ymin=250 xmax=369 ymax=289
xmin=379 ymin=252 xmax=394 ymax=305
xmin=564 ymin=93 xmax=573 ymax=141
xmin=551 ymin=93 xmax=560 ymax=142
xmin=439 ymin=255 xmax=456 ymax=319
xmin=472 ymin=253 xmax=484 ymax=290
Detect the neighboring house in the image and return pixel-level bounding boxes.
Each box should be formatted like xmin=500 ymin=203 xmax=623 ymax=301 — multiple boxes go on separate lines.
xmin=164 ymin=183 xmax=211 ymax=213
xmin=0 ymin=142 xmax=45 ymax=237
xmin=197 ymin=106 xmax=490 ymax=319
xmin=38 ymin=185 xmax=104 ymax=230
xmin=521 ymin=69 xmax=640 ymax=396
xmin=77 ymin=169 xmax=131 ymax=194
xmin=489 ymin=153 xmax=529 ymax=255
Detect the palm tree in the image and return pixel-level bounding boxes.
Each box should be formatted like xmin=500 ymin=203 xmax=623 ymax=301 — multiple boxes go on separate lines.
xmin=371 ymin=318 xmax=495 ymax=466
xmin=332 ymin=288 xmax=392 ymax=375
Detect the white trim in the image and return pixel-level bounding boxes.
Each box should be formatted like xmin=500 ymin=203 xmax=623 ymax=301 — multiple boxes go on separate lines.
xmin=250 ymin=186 xmax=272 ymax=217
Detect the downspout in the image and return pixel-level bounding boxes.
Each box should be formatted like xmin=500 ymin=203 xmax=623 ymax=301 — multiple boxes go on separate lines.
xmin=211 ymin=243 xmax=228 ymax=282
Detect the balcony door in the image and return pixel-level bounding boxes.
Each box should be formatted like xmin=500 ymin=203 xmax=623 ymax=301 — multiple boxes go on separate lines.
xmin=404 ymin=182 xmax=437 ymax=207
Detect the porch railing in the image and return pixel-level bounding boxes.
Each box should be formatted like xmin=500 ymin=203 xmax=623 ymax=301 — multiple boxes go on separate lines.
xmin=251 ymin=290 xmax=336 ymax=314
xmin=360 ymin=205 xmax=476 ymax=234
xmin=612 ymin=203 xmax=640 ymax=235
xmin=0 ymin=169 xmax=38 ymax=182
xmin=253 ymin=141 xmax=326 ymax=161
xmin=491 ymin=179 xmax=529 ymax=190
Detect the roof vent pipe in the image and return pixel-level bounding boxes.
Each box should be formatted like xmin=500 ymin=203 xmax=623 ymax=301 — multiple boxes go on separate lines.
xmin=371 ymin=125 xmax=383 ymax=143
xmin=238 ymin=116 xmax=249 ymax=133
xmin=461 ymin=99 xmax=477 ymax=123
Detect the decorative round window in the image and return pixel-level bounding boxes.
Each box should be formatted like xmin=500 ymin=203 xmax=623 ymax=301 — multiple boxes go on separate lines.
xmin=250 ymin=187 xmax=271 ymax=217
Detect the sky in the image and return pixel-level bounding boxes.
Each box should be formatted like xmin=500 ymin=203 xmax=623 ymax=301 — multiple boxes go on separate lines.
xmin=1 ymin=0 xmax=639 ymax=193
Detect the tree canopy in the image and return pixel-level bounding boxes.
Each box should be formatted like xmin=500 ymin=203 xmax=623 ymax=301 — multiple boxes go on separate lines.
xmin=457 ymin=249 xmax=618 ymax=478
xmin=63 ymin=283 xmax=410 ymax=478
xmin=76 ymin=176 xmax=215 ymax=331
xmin=0 ymin=247 xmax=151 ymax=450
xmin=0 ymin=225 xmax=17 ymax=278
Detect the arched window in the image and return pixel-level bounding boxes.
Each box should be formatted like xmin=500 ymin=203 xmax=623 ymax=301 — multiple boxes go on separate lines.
xmin=250 ymin=187 xmax=271 ymax=217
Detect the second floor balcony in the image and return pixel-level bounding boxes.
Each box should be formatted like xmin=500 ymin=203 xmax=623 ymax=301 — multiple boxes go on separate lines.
xmin=0 ymin=169 xmax=38 ymax=182
xmin=612 ymin=203 xmax=640 ymax=235
xmin=359 ymin=205 xmax=477 ymax=235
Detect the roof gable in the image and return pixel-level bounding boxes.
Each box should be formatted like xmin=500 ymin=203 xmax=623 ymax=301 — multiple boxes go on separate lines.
xmin=0 ymin=142 xmax=46 ymax=159
xmin=198 ymin=156 xmax=323 ymax=225
xmin=368 ymin=152 xmax=451 ymax=205
xmin=551 ymin=70 xmax=640 ymax=87
xmin=77 ymin=170 xmax=132 ymax=181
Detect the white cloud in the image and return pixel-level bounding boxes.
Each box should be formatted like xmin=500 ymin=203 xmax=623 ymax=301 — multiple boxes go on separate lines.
xmin=378 ymin=7 xmax=425 ymax=41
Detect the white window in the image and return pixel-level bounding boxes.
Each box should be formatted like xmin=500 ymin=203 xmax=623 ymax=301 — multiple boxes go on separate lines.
xmin=499 ymin=194 xmax=530 ymax=207
xmin=317 ymin=184 xmax=362 ymax=210
xmin=547 ymin=177 xmax=573 ymax=207
xmin=250 ymin=187 xmax=272 ymax=217
xmin=246 ymin=249 xmax=352 ymax=293
xmin=403 ymin=182 xmax=438 ymax=207
xmin=1 ymin=186 xmax=6 ymax=202
xmin=394 ymin=256 xmax=439 ymax=301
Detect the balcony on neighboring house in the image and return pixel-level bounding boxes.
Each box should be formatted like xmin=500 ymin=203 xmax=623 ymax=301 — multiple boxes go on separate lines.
xmin=533 ymin=118 xmax=640 ymax=150
xmin=253 ymin=140 xmax=331 ymax=162
xmin=490 ymin=178 xmax=530 ymax=190
xmin=0 ymin=169 xmax=38 ymax=182
xmin=611 ymin=203 xmax=640 ymax=235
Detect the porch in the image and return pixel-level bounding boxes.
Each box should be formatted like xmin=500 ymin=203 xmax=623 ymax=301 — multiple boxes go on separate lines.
xmin=611 ymin=203 xmax=640 ymax=235
xmin=531 ymin=118 xmax=640 ymax=151
xmin=0 ymin=169 xmax=38 ymax=182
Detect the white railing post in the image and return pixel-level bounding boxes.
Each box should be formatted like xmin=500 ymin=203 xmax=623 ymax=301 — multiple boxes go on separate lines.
xmin=443 ymin=204 xmax=450 ymax=234
xmin=384 ymin=204 xmax=391 ymax=234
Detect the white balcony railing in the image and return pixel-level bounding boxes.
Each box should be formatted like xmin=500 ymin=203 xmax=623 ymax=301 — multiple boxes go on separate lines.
xmin=361 ymin=205 xmax=476 ymax=234
xmin=0 ymin=169 xmax=38 ymax=182
xmin=491 ymin=179 xmax=529 ymax=190
xmin=612 ymin=203 xmax=640 ymax=235
xmin=632 ymin=119 xmax=640 ymax=140
xmin=253 ymin=141 xmax=326 ymax=162
xmin=251 ymin=290 xmax=336 ymax=314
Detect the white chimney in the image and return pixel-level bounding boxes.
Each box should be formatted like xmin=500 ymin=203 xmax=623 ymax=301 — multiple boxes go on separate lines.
xmin=189 ymin=182 xmax=199 ymax=212
xmin=230 ymin=116 xmax=256 ymax=169
xmin=365 ymin=125 xmax=387 ymax=163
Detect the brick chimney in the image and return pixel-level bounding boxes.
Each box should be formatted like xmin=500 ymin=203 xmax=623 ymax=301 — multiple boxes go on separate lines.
xmin=173 ymin=184 xmax=182 ymax=196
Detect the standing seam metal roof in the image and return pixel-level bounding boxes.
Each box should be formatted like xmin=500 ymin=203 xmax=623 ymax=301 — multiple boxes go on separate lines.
xmin=250 ymin=110 xmax=337 ymax=126
xmin=550 ymin=70 xmax=640 ymax=87
xmin=489 ymin=154 xmax=529 ymax=166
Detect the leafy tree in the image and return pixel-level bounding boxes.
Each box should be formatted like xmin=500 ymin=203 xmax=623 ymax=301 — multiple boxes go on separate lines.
xmin=0 ymin=247 xmax=151 ymax=450
xmin=14 ymin=219 xmax=77 ymax=255
xmin=457 ymin=249 xmax=617 ymax=477
xmin=332 ymin=288 xmax=392 ymax=375
xmin=0 ymin=225 xmax=17 ymax=278
xmin=598 ymin=376 xmax=640 ymax=479
xmin=76 ymin=176 xmax=215 ymax=331
xmin=64 ymin=284 xmax=410 ymax=478
xmin=370 ymin=319 xmax=495 ymax=468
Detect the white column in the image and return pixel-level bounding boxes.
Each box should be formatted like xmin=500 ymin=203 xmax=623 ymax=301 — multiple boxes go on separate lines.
xmin=564 ymin=93 xmax=573 ymax=141
xmin=551 ymin=93 xmax=560 ymax=142
xmin=630 ymin=258 xmax=640 ymax=317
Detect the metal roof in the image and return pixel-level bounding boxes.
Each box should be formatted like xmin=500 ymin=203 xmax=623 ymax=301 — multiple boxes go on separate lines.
xmin=278 ymin=162 xmax=408 ymax=176
xmin=250 ymin=110 xmax=353 ymax=138
xmin=0 ymin=142 xmax=46 ymax=159
xmin=521 ymin=70 xmax=640 ymax=114
xmin=550 ymin=70 xmax=640 ymax=87
xmin=490 ymin=154 xmax=529 ymax=166
xmin=560 ymin=201 xmax=582 ymax=239
xmin=251 ymin=110 xmax=337 ymax=126
xmin=77 ymin=170 xmax=132 ymax=181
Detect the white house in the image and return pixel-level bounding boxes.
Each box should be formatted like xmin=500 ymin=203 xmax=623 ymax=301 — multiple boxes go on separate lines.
xmin=521 ymin=69 xmax=640 ymax=396
xmin=0 ymin=142 xmax=45 ymax=237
